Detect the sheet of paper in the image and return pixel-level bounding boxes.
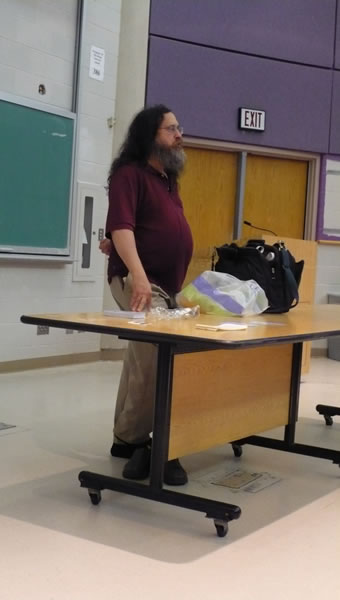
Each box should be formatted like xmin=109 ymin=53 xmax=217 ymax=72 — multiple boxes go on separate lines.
xmin=211 ymin=469 xmax=261 ymax=489
xmin=89 ymin=45 xmax=105 ymax=81
xmin=191 ymin=467 xmax=281 ymax=494
xmin=104 ymin=310 xmax=145 ymax=320
xmin=196 ymin=322 xmax=248 ymax=331
xmin=242 ymin=472 xmax=281 ymax=493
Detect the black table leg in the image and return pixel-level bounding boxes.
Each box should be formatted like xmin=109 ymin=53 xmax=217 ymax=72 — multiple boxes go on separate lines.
xmin=149 ymin=342 xmax=173 ymax=490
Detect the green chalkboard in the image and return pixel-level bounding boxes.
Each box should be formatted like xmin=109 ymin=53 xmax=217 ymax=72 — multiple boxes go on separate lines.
xmin=0 ymin=99 xmax=74 ymax=254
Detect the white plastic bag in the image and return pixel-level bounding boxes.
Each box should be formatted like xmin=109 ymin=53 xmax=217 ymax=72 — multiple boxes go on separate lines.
xmin=177 ymin=270 xmax=268 ymax=316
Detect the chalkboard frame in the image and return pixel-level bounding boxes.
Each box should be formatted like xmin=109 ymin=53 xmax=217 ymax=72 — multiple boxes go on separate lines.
xmin=0 ymin=93 xmax=76 ymax=257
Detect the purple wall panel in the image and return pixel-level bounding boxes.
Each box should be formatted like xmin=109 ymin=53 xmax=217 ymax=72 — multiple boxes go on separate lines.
xmin=335 ymin=1 xmax=340 ymax=69
xmin=150 ymin=0 xmax=336 ymax=68
xmin=330 ymin=71 xmax=340 ymax=153
xmin=146 ymin=37 xmax=332 ymax=153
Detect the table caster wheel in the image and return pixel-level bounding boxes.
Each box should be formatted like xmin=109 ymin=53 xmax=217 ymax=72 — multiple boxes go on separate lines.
xmin=232 ymin=443 xmax=243 ymax=458
xmin=88 ymin=489 xmax=101 ymax=505
xmin=214 ymin=519 xmax=229 ymax=538
xmin=324 ymin=415 xmax=333 ymax=426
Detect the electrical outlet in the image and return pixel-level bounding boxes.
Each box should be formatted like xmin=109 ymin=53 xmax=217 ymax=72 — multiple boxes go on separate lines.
xmin=65 ymin=329 xmax=74 ymax=334
xmin=37 ymin=325 xmax=49 ymax=335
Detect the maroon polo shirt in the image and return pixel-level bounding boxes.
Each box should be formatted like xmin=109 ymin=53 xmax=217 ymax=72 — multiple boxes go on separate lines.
xmin=105 ymin=163 xmax=193 ymax=295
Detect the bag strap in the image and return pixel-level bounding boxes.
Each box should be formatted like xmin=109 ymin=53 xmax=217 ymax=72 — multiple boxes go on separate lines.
xmin=280 ymin=245 xmax=299 ymax=307
xmin=211 ymin=247 xmax=217 ymax=270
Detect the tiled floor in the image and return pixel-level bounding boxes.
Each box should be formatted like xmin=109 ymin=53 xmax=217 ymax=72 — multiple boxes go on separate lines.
xmin=0 ymin=357 xmax=339 ymax=599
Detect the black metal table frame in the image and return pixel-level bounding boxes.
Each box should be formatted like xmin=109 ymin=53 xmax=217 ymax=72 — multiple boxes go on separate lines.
xmin=20 ymin=315 xmax=340 ymax=538
xmin=316 ymin=403 xmax=340 ymax=426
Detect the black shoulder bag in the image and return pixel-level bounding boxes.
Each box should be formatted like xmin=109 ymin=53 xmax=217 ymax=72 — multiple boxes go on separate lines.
xmin=213 ymin=239 xmax=304 ymax=314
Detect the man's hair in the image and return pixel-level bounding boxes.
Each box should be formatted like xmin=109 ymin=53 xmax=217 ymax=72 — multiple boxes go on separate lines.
xmin=107 ymin=104 xmax=172 ymax=186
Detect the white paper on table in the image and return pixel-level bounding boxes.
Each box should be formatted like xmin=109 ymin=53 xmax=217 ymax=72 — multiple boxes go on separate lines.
xmin=195 ymin=322 xmax=248 ymax=331
xmin=104 ymin=310 xmax=145 ymax=320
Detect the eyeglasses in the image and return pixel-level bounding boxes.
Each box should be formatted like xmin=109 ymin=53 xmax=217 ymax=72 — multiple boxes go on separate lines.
xmin=159 ymin=124 xmax=184 ymax=135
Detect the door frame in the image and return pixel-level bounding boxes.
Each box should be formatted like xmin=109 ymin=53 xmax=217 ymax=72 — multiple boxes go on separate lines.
xmin=183 ymin=137 xmax=320 ymax=240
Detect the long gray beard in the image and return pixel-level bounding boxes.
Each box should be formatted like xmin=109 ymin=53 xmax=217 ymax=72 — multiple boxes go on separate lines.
xmin=152 ymin=142 xmax=186 ymax=176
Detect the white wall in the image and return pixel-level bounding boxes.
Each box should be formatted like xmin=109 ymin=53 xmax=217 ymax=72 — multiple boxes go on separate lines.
xmin=315 ymin=246 xmax=340 ymax=304
xmin=0 ymin=0 xmax=122 ymax=363
xmin=313 ymin=245 xmax=340 ymax=351
xmin=0 ymin=0 xmax=77 ymax=110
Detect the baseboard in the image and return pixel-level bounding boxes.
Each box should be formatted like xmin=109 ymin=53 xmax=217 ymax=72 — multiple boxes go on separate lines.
xmin=100 ymin=349 xmax=126 ymax=361
xmin=0 ymin=349 xmax=125 ymax=374
xmin=311 ymin=347 xmax=327 ymax=358
xmin=0 ymin=346 xmax=328 ymax=374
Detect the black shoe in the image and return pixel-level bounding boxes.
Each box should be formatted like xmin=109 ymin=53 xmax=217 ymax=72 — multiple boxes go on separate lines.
xmin=122 ymin=446 xmax=151 ymax=480
xmin=110 ymin=437 xmax=150 ymax=459
xmin=164 ymin=459 xmax=188 ymax=486
xmin=122 ymin=450 xmax=188 ymax=486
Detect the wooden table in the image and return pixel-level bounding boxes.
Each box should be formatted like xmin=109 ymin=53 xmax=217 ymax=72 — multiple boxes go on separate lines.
xmin=21 ymin=304 xmax=340 ymax=537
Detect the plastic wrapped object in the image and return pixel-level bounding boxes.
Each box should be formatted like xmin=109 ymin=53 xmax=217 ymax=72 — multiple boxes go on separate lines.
xmin=145 ymin=305 xmax=200 ymax=322
xmin=177 ymin=271 xmax=268 ymax=316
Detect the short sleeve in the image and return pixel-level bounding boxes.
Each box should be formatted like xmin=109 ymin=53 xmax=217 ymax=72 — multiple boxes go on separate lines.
xmin=105 ymin=165 xmax=139 ymax=235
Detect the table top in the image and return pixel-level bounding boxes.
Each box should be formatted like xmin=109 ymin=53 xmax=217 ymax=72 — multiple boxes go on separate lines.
xmin=21 ymin=304 xmax=340 ymax=349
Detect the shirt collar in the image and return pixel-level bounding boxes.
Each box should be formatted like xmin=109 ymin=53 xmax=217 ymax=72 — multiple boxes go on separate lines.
xmin=145 ymin=163 xmax=176 ymax=184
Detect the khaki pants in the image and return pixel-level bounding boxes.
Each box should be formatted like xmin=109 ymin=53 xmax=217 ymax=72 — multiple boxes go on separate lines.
xmin=110 ymin=275 xmax=176 ymax=444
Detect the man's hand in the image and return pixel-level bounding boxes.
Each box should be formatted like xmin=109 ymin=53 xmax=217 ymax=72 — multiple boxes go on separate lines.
xmin=99 ymin=238 xmax=112 ymax=256
xmin=130 ymin=272 xmax=152 ymax=311
xmin=111 ymin=229 xmax=152 ymax=311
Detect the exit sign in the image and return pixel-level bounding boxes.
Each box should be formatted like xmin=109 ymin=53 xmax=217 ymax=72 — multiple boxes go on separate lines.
xmin=239 ymin=108 xmax=266 ymax=131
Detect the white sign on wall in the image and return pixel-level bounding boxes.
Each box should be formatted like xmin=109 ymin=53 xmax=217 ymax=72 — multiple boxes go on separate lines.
xmin=239 ymin=108 xmax=266 ymax=131
xmin=89 ymin=46 xmax=105 ymax=81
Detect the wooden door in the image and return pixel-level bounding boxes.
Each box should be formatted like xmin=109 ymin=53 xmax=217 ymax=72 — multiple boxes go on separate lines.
xmin=242 ymin=156 xmax=310 ymax=372
xmin=242 ymin=154 xmax=308 ymax=240
xmin=180 ymin=147 xmax=238 ymax=286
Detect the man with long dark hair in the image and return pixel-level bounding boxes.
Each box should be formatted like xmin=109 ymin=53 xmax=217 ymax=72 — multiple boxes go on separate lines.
xmin=101 ymin=105 xmax=193 ymax=485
